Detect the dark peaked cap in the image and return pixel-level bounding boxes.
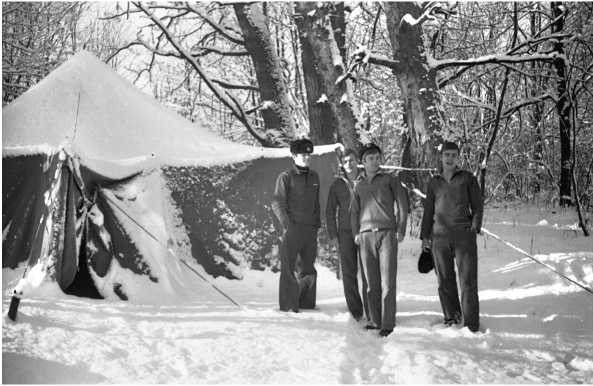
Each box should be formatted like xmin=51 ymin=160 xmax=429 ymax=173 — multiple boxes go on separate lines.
xmin=290 ymin=138 xmax=314 ymax=154
xmin=359 ymin=142 xmax=382 ymax=161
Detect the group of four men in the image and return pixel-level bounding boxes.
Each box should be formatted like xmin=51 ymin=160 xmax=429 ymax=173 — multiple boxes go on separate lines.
xmin=271 ymin=139 xmax=483 ymax=337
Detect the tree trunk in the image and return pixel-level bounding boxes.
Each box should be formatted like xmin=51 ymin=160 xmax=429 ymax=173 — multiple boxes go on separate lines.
xmin=234 ymin=3 xmax=295 ymax=141
xmin=294 ymin=2 xmax=359 ymax=150
xmin=530 ymin=8 xmax=544 ymax=194
xmin=551 ymin=1 xmax=572 ymax=206
xmin=383 ymin=2 xmax=442 ymax=187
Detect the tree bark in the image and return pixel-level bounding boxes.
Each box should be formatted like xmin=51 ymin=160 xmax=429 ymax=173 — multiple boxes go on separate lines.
xmin=551 ymin=1 xmax=572 ymax=206
xmin=234 ymin=3 xmax=295 ymax=141
xmin=294 ymin=2 xmax=359 ymax=150
xmin=383 ymin=2 xmax=442 ymax=186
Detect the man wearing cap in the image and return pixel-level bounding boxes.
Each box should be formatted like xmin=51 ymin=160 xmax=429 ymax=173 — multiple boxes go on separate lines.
xmin=420 ymin=141 xmax=483 ymax=332
xmin=351 ymin=143 xmax=409 ymax=337
xmin=326 ymin=148 xmax=369 ymax=322
xmin=272 ymin=138 xmax=320 ymax=312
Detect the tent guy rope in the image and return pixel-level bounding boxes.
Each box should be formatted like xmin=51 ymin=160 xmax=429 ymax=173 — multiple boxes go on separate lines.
xmin=407 ymin=185 xmax=593 ymax=295
xmin=99 ymin=190 xmax=242 ymax=308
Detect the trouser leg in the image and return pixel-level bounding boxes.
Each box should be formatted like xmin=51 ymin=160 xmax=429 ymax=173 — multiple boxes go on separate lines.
xmin=432 ymin=236 xmax=462 ymax=322
xmin=359 ymin=252 xmax=370 ymax=321
xmin=454 ymin=230 xmax=479 ymax=331
xmin=297 ymin=226 xmax=318 ymax=309
xmin=279 ymin=228 xmax=299 ymax=312
xmin=338 ymin=230 xmax=364 ymax=318
xmin=378 ymin=231 xmax=398 ymax=330
xmin=360 ymin=232 xmax=381 ymax=327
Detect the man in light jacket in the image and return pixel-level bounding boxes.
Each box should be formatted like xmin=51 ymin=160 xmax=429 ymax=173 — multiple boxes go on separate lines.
xmin=351 ymin=143 xmax=409 ymax=337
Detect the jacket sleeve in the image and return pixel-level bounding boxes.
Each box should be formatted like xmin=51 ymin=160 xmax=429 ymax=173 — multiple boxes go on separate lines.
xmin=350 ymin=187 xmax=361 ymax=238
xmin=325 ymin=181 xmax=339 ymax=239
xmin=392 ymin=175 xmax=409 ymax=236
xmin=420 ymin=179 xmax=435 ymax=240
xmin=271 ymin=172 xmax=290 ymax=230
xmin=314 ymin=173 xmax=321 ymax=229
xmin=468 ymin=173 xmax=484 ymax=233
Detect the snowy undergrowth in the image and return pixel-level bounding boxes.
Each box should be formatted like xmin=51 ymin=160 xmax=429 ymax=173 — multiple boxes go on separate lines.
xmin=3 ymin=207 xmax=593 ymax=383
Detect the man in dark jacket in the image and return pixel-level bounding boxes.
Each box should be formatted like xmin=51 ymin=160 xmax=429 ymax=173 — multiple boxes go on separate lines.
xmin=326 ymin=148 xmax=368 ymax=321
xmin=272 ymin=138 xmax=320 ymax=312
xmin=420 ymin=141 xmax=483 ymax=332
xmin=351 ymin=143 xmax=409 ymax=337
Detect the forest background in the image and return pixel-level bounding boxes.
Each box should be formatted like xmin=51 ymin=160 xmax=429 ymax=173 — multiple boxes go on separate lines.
xmin=2 ymin=1 xmax=592 ymax=235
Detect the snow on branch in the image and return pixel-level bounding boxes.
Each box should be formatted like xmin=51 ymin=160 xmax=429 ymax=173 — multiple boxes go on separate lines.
xmin=429 ymin=52 xmax=565 ymax=71
xmin=347 ymin=45 xmax=401 ymax=75
xmin=399 ymin=2 xmax=456 ymax=27
xmin=190 ymin=45 xmax=249 ymax=57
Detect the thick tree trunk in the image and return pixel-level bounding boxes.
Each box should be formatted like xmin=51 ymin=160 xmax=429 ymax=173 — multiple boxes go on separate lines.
xmin=551 ymin=2 xmax=572 ymax=206
xmin=294 ymin=2 xmax=359 ymax=150
xmin=234 ymin=3 xmax=295 ymax=141
xmin=384 ymin=2 xmax=442 ymax=186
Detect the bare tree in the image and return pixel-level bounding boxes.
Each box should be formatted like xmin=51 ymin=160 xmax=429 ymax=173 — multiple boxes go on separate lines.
xmin=107 ymin=2 xmax=296 ymax=147
xmin=2 ymin=2 xmax=87 ymax=104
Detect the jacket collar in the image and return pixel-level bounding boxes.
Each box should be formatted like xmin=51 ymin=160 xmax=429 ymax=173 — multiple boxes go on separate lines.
xmin=292 ymin=164 xmax=311 ymax=175
xmin=357 ymin=169 xmax=387 ymax=183
xmin=435 ymin=167 xmax=463 ymax=181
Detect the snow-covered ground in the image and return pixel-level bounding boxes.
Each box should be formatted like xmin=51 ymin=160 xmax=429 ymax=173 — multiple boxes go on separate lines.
xmin=2 ymin=205 xmax=592 ymax=383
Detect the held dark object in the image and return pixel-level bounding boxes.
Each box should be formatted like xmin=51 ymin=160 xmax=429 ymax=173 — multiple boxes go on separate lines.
xmin=418 ymin=249 xmax=434 ymax=274
xmin=8 ymin=292 xmax=21 ymax=321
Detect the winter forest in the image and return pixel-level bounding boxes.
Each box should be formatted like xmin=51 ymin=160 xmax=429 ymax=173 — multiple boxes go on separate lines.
xmin=3 ymin=2 xmax=593 ymax=224
xmin=2 ymin=1 xmax=593 ymax=384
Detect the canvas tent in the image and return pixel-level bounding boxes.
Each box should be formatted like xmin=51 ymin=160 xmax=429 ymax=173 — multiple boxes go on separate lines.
xmin=2 ymin=51 xmax=340 ymax=301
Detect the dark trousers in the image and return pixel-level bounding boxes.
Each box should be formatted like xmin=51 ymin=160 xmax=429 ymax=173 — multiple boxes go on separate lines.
xmin=432 ymin=229 xmax=479 ymax=331
xmin=337 ymin=230 xmax=369 ymax=320
xmin=359 ymin=230 xmax=398 ymax=330
xmin=279 ymin=224 xmax=318 ymax=312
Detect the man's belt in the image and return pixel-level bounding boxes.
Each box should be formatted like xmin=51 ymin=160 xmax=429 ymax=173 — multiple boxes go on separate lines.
xmin=360 ymin=227 xmax=394 ymax=233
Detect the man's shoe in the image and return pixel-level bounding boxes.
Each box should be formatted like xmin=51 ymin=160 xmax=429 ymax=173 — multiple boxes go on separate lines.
xmin=444 ymin=317 xmax=460 ymax=327
xmin=466 ymin=324 xmax=480 ymax=332
xmin=379 ymin=329 xmax=393 ymax=337
xmin=365 ymin=324 xmax=380 ymax=330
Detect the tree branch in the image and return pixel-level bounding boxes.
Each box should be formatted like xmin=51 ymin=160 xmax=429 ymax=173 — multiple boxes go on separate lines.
xmin=134 ymin=2 xmax=273 ymax=147
xmin=430 ymin=52 xmax=563 ymax=72
xmin=211 ymin=78 xmax=259 ymax=91
xmin=191 ymin=45 xmax=249 ymax=57
xmin=186 ymin=3 xmax=245 ymax=45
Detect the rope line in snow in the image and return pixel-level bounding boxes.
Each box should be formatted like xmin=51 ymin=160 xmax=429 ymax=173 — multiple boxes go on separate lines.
xmin=353 ymin=164 xmax=437 ymax=172
xmin=100 ymin=191 xmax=242 ymax=307
xmin=407 ymin=185 xmax=593 ymax=295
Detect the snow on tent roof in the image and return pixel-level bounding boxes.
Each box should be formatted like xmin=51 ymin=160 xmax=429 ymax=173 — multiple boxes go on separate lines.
xmin=2 ymin=50 xmax=339 ymax=167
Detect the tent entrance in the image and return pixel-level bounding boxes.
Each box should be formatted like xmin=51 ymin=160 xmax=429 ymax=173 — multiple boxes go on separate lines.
xmin=64 ymin=227 xmax=103 ymax=299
